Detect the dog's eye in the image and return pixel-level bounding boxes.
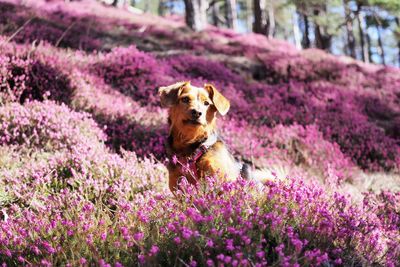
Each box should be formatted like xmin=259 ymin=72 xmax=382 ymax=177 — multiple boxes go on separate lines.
xmin=181 ymin=97 xmax=190 ymax=103
xmin=204 ymin=101 xmax=210 ymax=106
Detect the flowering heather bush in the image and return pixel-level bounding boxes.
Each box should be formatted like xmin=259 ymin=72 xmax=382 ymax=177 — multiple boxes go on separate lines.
xmin=363 ymin=190 xmax=400 ymax=231
xmin=98 ymin=113 xmax=167 ymax=156
xmin=165 ymin=54 xmax=242 ymax=85
xmin=0 ymin=0 xmax=400 ymax=265
xmin=0 ymin=1 xmax=103 ymax=51
xmin=1 ymin=173 xmax=399 ymax=266
xmin=267 ymin=124 xmax=355 ymax=184
xmin=220 ymin=120 xmax=355 ymax=185
xmin=317 ymin=103 xmax=400 ymax=171
xmin=92 ymin=46 xmax=168 ymax=105
xmin=0 ymin=47 xmax=74 ymax=104
xmin=0 ymin=101 xmax=105 ymax=153
xmin=0 ymin=150 xmax=166 ymax=266
xmin=15 ymin=21 xmax=101 ymax=51
xmin=0 ymin=54 xmax=33 ymax=103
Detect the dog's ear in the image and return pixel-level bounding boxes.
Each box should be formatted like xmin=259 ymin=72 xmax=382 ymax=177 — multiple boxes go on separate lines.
xmin=158 ymin=81 xmax=188 ymax=107
xmin=204 ymin=84 xmax=230 ymax=116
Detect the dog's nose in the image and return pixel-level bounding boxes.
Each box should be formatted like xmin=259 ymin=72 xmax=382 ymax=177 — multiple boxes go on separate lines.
xmin=190 ymin=109 xmax=202 ymax=119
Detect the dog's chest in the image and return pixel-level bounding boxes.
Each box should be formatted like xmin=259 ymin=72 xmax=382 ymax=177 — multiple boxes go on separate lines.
xmin=196 ymin=142 xmax=240 ymax=180
xmin=166 ymin=139 xmax=241 ymax=181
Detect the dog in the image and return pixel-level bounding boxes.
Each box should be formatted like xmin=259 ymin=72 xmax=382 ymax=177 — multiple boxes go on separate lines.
xmin=159 ymin=81 xmax=252 ymax=192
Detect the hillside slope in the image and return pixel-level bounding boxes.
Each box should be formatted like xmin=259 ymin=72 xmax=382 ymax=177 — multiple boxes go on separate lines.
xmin=0 ymin=0 xmax=399 ymax=266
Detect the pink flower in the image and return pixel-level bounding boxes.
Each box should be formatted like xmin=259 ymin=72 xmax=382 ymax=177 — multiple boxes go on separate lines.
xmin=101 ymin=232 xmax=107 ymax=241
xmin=150 ymin=245 xmax=159 ymax=254
xmin=133 ymin=232 xmax=144 ymax=241
xmin=79 ymin=258 xmax=87 ymax=265
xmin=172 ymin=155 xmax=178 ymax=165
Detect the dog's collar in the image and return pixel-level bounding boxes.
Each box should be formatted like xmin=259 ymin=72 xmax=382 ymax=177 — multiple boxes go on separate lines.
xmin=188 ymin=133 xmax=218 ymax=162
xmin=168 ymin=133 xmax=218 ymax=180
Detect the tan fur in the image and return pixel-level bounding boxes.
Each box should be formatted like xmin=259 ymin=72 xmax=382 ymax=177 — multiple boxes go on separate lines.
xmin=159 ymin=81 xmax=239 ymax=192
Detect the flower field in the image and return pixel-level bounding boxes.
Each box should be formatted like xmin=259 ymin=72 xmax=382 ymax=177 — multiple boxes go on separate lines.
xmin=0 ymin=0 xmax=399 ymax=266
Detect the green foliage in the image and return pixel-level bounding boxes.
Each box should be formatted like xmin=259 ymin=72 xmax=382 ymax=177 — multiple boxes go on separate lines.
xmin=365 ymin=14 xmax=392 ymax=28
xmin=368 ymin=0 xmax=400 ymax=13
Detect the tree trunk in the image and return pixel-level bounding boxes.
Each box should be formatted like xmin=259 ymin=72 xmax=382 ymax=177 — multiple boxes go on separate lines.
xmin=225 ymin=0 xmax=238 ymax=30
xmin=356 ymin=4 xmax=369 ymax=63
xmin=158 ymin=0 xmax=167 ymax=16
xmin=266 ymin=2 xmax=275 ymax=37
xmin=376 ymin=23 xmax=386 ymax=65
xmin=302 ymin=13 xmax=311 ymax=48
xmin=293 ymin=11 xmax=302 ymax=49
xmin=112 ymin=0 xmax=126 ymax=8
xmin=211 ymin=1 xmax=219 ymax=26
xmin=184 ymin=0 xmax=208 ymax=31
xmin=313 ymin=9 xmax=331 ymax=51
xmin=143 ymin=1 xmax=150 ymax=12
xmin=210 ymin=1 xmax=226 ymax=26
xmin=246 ymin=0 xmax=253 ymax=31
xmin=343 ymin=0 xmax=356 ymax=58
xmin=253 ymin=0 xmax=267 ymax=34
xmin=395 ymin=17 xmax=400 ymax=67
xmin=314 ymin=25 xmax=331 ymax=51
xmin=366 ymin=33 xmax=373 ymax=63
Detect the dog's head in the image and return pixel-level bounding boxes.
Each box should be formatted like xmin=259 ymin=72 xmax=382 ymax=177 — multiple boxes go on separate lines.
xmin=159 ymin=81 xmax=230 ymax=142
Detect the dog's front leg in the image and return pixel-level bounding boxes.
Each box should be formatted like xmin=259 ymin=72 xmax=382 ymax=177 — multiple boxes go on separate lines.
xmin=168 ymin=165 xmax=198 ymax=192
xmin=197 ymin=159 xmax=229 ymax=181
xmin=168 ymin=166 xmax=183 ymax=192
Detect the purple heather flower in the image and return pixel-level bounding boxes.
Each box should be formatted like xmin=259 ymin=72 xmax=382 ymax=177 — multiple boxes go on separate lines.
xmin=150 ymin=245 xmax=159 ymax=254
xmin=133 ymin=232 xmax=144 ymax=241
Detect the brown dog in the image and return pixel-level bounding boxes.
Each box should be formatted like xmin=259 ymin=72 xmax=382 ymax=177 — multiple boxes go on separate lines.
xmin=159 ymin=81 xmax=250 ymax=192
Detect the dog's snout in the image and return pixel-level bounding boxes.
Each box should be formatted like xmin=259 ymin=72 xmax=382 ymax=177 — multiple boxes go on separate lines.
xmin=190 ymin=109 xmax=202 ymax=119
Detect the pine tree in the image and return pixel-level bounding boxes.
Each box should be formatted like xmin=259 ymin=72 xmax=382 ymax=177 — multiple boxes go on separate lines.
xmin=292 ymin=1 xmax=311 ymax=48
xmin=365 ymin=11 xmax=390 ymax=65
xmin=395 ymin=17 xmax=400 ymax=66
xmin=355 ymin=1 xmax=371 ymax=62
xmin=112 ymin=0 xmax=126 ymax=8
xmin=210 ymin=1 xmax=220 ymax=26
xmin=158 ymin=0 xmax=167 ymax=16
xmin=368 ymin=0 xmax=400 ymax=65
xmin=343 ymin=0 xmax=356 ymax=58
xmin=225 ymin=0 xmax=238 ymax=30
xmin=183 ymin=0 xmax=209 ymax=31
xmin=253 ymin=0 xmax=267 ymax=34
xmin=266 ymin=1 xmax=275 ymax=37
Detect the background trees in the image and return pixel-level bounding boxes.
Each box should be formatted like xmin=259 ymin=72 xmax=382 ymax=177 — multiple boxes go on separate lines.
xmin=119 ymin=0 xmax=400 ymax=66
xmin=183 ymin=0 xmax=208 ymax=30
